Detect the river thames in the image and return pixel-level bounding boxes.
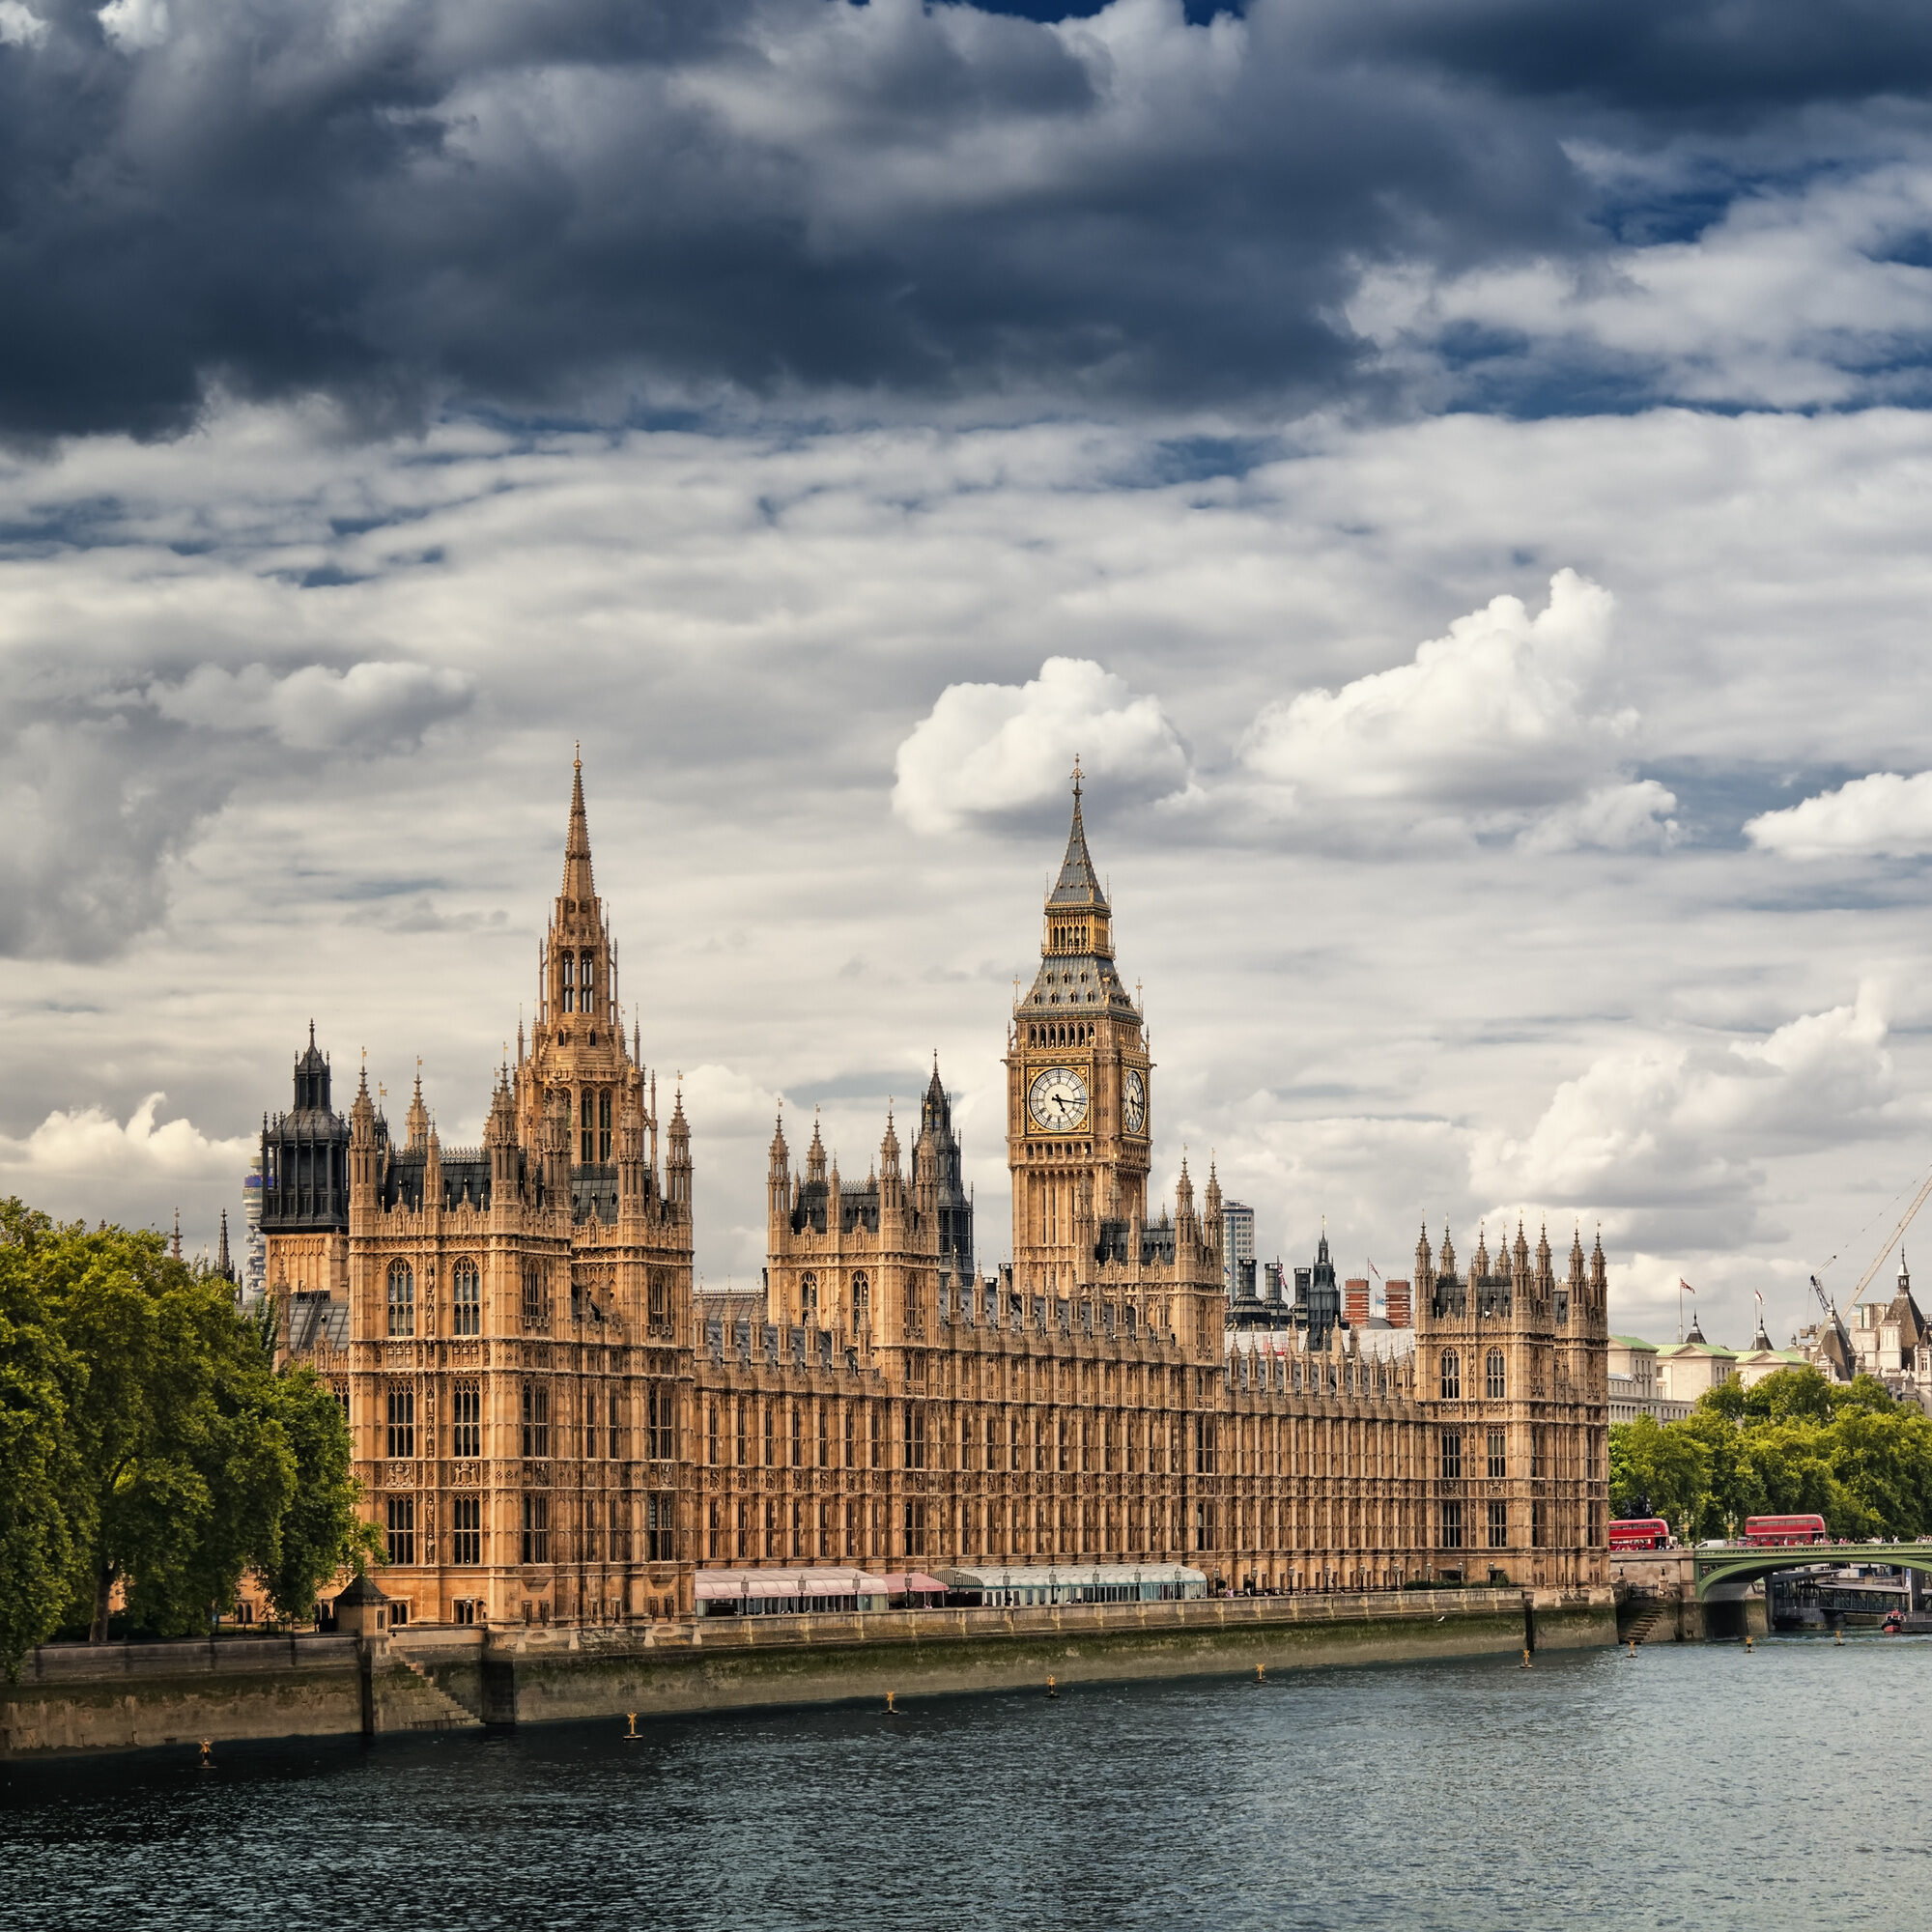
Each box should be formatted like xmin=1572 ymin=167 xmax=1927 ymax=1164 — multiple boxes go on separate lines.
xmin=4 ymin=1636 xmax=1924 ymax=1929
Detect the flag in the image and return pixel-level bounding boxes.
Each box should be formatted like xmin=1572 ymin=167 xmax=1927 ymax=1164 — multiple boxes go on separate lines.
xmin=1679 ymin=1278 xmax=1696 ymax=1295
xmin=1368 ymin=1259 xmax=1381 ymax=1280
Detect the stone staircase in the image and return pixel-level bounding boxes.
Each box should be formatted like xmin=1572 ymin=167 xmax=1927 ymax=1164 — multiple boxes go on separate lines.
xmin=1617 ymin=1595 xmax=1669 ymax=1646
xmin=376 ymin=1650 xmax=484 ymax=1731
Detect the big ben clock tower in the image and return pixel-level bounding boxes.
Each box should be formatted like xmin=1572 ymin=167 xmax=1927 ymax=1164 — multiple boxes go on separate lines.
xmin=1007 ymin=762 xmax=1152 ymax=1294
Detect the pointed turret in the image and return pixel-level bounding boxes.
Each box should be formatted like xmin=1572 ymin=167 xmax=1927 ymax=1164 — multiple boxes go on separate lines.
xmin=667 ymin=1082 xmax=691 ymax=1211
xmin=617 ymin=1078 xmax=646 ymax=1215
xmin=1437 ymin=1226 xmax=1457 ymax=1280
xmin=423 ymin=1118 xmax=442 ymax=1210
xmin=215 ymin=1208 xmax=232 ymax=1281
xmin=922 ymin=1052 xmax=947 ymax=1133
xmin=768 ymin=1109 xmax=791 ymax=1221
xmin=562 ymin=743 xmax=595 ymax=905
xmin=806 ymin=1111 xmax=827 ymax=1185
xmin=1514 ymin=1217 xmax=1531 ymax=1280
xmin=487 ymin=1067 xmax=519 ymax=1203
xmin=1473 ymin=1225 xmax=1491 ymax=1279
xmin=406 ymin=1065 xmax=429 ymax=1152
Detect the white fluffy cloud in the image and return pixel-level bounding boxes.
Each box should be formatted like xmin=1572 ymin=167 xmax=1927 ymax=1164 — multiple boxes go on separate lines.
xmin=1472 ymin=983 xmax=1899 ymax=1246
xmin=0 ymin=1094 xmax=251 ymax=1190
xmin=893 ymin=656 xmax=1191 ymax=835
xmin=1746 ymin=770 xmax=1932 ymax=860
xmin=0 ymin=2 xmax=48 ymax=47
xmin=1351 ymin=157 xmax=1932 ymax=412
xmin=97 ymin=0 xmax=168 ymax=53
xmin=1240 ymin=569 xmax=1654 ymax=844
xmin=1517 ymin=780 xmax=1680 ymax=856
xmin=147 ymin=660 xmax=474 ymax=752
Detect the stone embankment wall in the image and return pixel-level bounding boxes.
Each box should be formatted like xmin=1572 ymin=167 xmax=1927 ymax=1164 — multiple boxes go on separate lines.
xmin=0 ymin=1634 xmax=482 ymax=1757
xmin=2 ymin=1585 xmax=1614 ymax=1760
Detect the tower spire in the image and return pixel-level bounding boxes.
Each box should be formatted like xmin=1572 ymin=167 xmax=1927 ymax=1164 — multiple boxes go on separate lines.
xmin=1047 ymin=759 xmax=1107 ymax=915
xmin=561 ymin=746 xmax=595 ymax=903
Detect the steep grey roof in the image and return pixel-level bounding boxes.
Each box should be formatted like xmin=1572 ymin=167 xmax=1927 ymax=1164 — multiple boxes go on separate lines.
xmin=1046 ymin=789 xmax=1108 ymax=911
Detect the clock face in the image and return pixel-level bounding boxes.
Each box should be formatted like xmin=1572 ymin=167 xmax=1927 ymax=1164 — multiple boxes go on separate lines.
xmin=1122 ymin=1067 xmax=1147 ymax=1137
xmin=1028 ymin=1065 xmax=1089 ymax=1131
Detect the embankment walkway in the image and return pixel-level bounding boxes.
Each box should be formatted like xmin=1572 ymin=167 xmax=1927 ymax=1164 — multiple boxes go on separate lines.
xmin=2 ymin=1583 xmax=1613 ymax=1759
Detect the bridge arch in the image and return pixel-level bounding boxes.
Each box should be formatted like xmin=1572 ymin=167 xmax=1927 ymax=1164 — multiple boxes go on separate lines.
xmin=1694 ymin=1545 xmax=1932 ymax=1602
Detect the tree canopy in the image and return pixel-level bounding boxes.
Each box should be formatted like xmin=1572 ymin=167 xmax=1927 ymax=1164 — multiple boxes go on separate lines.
xmin=0 ymin=1197 xmax=373 ymax=1675
xmin=1610 ymin=1365 xmax=1932 ymax=1541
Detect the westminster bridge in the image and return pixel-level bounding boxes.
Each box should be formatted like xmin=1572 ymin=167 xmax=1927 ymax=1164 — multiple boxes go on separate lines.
xmin=1611 ymin=1541 xmax=1932 ymax=1640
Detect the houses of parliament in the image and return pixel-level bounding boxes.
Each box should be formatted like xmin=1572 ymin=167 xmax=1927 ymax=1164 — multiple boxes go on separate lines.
xmin=265 ymin=758 xmax=1611 ymax=1626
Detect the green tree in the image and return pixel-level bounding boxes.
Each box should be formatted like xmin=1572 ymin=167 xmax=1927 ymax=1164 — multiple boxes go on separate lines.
xmin=1610 ymin=1413 xmax=1712 ymax=1532
xmin=0 ymin=1199 xmax=371 ymax=1648
xmin=0 ymin=1203 xmax=87 ymax=1676
xmin=44 ymin=1222 xmax=293 ymax=1637
xmin=1683 ymin=1405 xmax=1768 ymax=1538
xmin=256 ymin=1366 xmax=380 ymax=1623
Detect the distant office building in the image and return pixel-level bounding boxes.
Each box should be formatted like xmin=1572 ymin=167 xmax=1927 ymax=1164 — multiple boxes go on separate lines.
xmin=242 ymin=1165 xmax=267 ymax=1304
xmin=1382 ymin=1278 xmax=1412 ymax=1329
xmin=1221 ymin=1201 xmax=1255 ymax=1298
xmin=1607 ymin=1334 xmax=1691 ymax=1423
xmin=1344 ymin=1278 xmax=1371 ymax=1328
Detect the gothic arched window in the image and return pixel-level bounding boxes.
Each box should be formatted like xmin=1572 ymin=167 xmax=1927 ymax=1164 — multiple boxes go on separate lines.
xmin=452 ymin=1258 xmax=480 ymax=1336
xmin=1439 ymin=1349 xmax=1461 ymax=1400
xmin=561 ymin=951 xmax=575 ymax=1012
xmin=387 ymin=1259 xmax=414 ymax=1337
xmin=580 ymin=952 xmax=595 ymax=1012
xmin=852 ymin=1271 xmax=869 ymax=1325
xmin=801 ymin=1271 xmax=818 ymax=1321
xmin=1486 ymin=1349 xmax=1506 ymax=1400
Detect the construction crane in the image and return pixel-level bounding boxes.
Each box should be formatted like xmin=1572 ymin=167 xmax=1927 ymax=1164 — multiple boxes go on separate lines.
xmin=1833 ymin=1157 xmax=1932 ymax=1315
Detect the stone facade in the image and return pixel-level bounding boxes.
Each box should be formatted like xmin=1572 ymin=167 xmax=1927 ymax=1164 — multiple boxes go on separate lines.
xmin=274 ymin=758 xmax=1609 ymax=1626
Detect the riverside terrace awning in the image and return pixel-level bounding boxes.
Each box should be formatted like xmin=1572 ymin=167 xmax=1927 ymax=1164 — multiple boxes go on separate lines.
xmin=693 ymin=1569 xmax=890 ymax=1614
xmin=879 ymin=1573 xmax=948 ymax=1602
xmin=934 ymin=1563 xmax=1208 ymax=1606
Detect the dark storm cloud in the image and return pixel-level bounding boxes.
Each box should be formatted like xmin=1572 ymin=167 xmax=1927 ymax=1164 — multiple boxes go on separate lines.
xmin=2 ymin=0 xmax=1931 ymax=436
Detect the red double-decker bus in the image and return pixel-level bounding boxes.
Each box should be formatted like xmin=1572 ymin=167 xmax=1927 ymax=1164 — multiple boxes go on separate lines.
xmin=1608 ymin=1518 xmax=1671 ymax=1550
xmin=1744 ymin=1514 xmax=1828 ymax=1547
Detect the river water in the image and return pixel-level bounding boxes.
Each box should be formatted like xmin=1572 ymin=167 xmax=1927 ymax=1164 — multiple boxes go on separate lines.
xmin=4 ymin=1635 xmax=1925 ymax=1930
